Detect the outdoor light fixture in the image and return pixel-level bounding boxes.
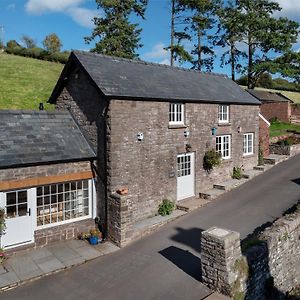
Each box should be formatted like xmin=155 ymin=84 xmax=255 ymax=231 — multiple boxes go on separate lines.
xmin=184 ymin=130 xmax=190 ymax=138
xmin=137 ymin=132 xmax=144 ymax=141
xmin=211 ymin=127 xmax=217 ymax=136
xmin=237 ymin=126 xmax=242 ymax=133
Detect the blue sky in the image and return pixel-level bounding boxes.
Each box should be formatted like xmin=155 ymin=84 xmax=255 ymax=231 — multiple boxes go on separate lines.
xmin=1 ymin=0 xmax=299 ymax=76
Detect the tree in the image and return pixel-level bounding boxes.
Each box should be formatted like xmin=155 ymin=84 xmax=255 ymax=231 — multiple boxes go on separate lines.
xmin=216 ymin=0 xmax=246 ymax=81
xmin=43 ymin=33 xmax=62 ymax=53
xmin=85 ymin=0 xmax=148 ymax=59
xmin=6 ymin=40 xmax=22 ymax=49
xmin=21 ymin=35 xmax=36 ymax=49
xmin=166 ymin=0 xmax=192 ymax=66
xmin=237 ymin=0 xmax=299 ymax=89
xmin=181 ymin=0 xmax=221 ymax=71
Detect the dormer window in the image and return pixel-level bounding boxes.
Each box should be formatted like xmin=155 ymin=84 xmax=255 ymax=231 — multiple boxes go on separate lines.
xmin=218 ymin=105 xmax=229 ymax=124
xmin=169 ymin=103 xmax=184 ymax=125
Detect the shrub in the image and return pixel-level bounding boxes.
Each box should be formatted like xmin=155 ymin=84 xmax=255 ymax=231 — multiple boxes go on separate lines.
xmin=269 ymin=117 xmax=279 ymax=124
xmin=276 ymin=136 xmax=300 ymax=146
xmin=203 ymin=149 xmax=222 ymax=172
xmin=158 ymin=199 xmax=175 ymax=216
xmin=232 ymin=166 xmax=243 ymax=180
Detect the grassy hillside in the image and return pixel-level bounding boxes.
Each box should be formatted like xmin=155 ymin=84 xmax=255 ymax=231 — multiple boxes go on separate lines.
xmin=240 ymin=86 xmax=300 ymax=103
xmin=0 ymin=52 xmax=63 ymax=110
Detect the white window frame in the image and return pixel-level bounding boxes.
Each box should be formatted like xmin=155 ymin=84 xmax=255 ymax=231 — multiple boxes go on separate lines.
xmin=216 ymin=135 xmax=231 ymax=159
xmin=169 ymin=103 xmax=185 ymax=125
xmin=218 ymin=105 xmax=229 ymax=124
xmin=35 ymin=179 xmax=94 ymax=230
xmin=243 ymin=133 xmax=254 ymax=156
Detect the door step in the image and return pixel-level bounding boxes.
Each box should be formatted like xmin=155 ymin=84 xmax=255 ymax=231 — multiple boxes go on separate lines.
xmin=199 ymin=188 xmax=224 ymax=200
xmin=176 ymin=198 xmax=210 ymax=212
xmin=213 ymin=178 xmax=247 ymax=191
xmin=241 ymin=169 xmax=263 ymax=179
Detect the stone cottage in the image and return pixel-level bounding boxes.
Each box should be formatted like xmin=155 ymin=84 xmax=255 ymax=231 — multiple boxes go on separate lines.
xmin=247 ymin=89 xmax=293 ymax=123
xmin=48 ymin=51 xmax=261 ymax=246
xmin=0 ymin=110 xmax=97 ymax=250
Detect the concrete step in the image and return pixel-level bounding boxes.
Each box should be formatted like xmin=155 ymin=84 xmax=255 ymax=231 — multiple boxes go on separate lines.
xmin=254 ymin=165 xmax=272 ymax=171
xmin=264 ymin=154 xmax=289 ymax=165
xmin=242 ymin=169 xmax=263 ymax=179
xmin=213 ymin=178 xmax=248 ymax=191
xmin=199 ymin=188 xmax=224 ymax=200
xmin=176 ymin=198 xmax=210 ymax=212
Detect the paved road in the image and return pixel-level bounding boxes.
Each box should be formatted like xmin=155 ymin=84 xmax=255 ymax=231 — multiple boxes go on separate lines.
xmin=2 ymin=155 xmax=300 ymax=300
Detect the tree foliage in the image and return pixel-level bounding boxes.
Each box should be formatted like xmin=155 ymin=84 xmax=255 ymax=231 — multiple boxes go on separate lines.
xmin=21 ymin=35 xmax=36 ymax=49
xmin=85 ymin=0 xmax=148 ymax=59
xmin=236 ymin=0 xmax=299 ymax=89
xmin=43 ymin=33 xmax=62 ymax=53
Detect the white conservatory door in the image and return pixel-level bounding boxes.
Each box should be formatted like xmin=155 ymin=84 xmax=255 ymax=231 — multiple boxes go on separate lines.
xmin=0 ymin=189 xmax=34 ymax=249
xmin=177 ymin=153 xmax=195 ymax=201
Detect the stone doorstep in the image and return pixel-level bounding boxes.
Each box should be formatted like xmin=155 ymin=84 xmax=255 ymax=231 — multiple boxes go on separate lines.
xmin=213 ymin=178 xmax=248 ymax=191
xmin=241 ymin=169 xmax=264 ymax=179
xmin=176 ymin=197 xmax=210 ymax=212
xmin=264 ymin=154 xmax=289 ymax=165
xmin=199 ymin=188 xmax=225 ymax=200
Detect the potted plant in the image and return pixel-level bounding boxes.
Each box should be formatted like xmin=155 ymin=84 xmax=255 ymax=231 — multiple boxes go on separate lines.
xmin=0 ymin=208 xmax=6 ymax=263
xmin=89 ymin=228 xmax=102 ymax=245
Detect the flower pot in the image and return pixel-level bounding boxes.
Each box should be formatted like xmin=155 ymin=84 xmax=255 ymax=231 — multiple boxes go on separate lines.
xmin=89 ymin=236 xmax=98 ymax=245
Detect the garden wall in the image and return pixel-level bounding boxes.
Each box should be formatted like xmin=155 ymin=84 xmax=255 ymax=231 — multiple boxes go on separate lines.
xmin=201 ymin=207 xmax=300 ymax=299
xmin=270 ymin=144 xmax=300 ymax=156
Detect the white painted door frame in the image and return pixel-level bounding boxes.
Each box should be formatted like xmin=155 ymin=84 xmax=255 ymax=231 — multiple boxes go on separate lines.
xmin=177 ymin=152 xmax=195 ymax=201
xmin=0 ymin=188 xmax=35 ymax=249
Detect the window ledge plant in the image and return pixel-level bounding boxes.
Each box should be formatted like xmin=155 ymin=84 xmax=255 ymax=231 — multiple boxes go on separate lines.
xmin=203 ymin=149 xmax=222 ymax=173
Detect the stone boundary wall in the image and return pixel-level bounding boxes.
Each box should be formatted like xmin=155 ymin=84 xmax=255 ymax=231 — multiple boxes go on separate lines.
xmin=291 ymin=104 xmax=300 ymax=117
xmin=270 ymin=143 xmax=300 ymax=156
xmin=201 ymin=208 xmax=300 ymax=299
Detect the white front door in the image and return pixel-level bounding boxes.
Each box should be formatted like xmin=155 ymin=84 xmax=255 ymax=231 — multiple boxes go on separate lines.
xmin=0 ymin=189 xmax=34 ymax=249
xmin=177 ymin=153 xmax=195 ymax=201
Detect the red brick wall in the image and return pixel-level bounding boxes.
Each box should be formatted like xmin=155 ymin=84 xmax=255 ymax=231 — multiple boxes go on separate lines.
xmin=259 ymin=117 xmax=270 ymax=157
xmin=260 ymin=102 xmax=290 ymax=123
xmin=291 ymin=104 xmax=300 ymax=117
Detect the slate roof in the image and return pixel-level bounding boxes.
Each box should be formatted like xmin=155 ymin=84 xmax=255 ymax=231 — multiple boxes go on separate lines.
xmin=0 ymin=110 xmax=96 ymax=169
xmin=246 ymin=89 xmax=293 ymax=103
xmin=49 ymin=51 xmax=260 ymax=105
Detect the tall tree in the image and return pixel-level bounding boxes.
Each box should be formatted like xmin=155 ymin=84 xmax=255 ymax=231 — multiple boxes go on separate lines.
xmin=166 ymin=0 xmax=192 ymax=66
xmin=43 ymin=33 xmax=62 ymax=53
xmin=21 ymin=35 xmax=36 ymax=49
xmin=216 ymin=0 xmax=246 ymax=81
xmin=237 ymin=0 xmax=299 ymax=89
xmin=181 ymin=0 xmax=221 ymax=71
xmin=85 ymin=0 xmax=148 ymax=59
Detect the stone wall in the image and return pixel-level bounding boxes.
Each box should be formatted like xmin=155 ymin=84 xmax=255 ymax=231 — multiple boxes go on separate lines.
xmin=270 ymin=144 xmax=300 ymax=156
xmin=108 ymin=100 xmax=259 ymax=223
xmin=201 ymin=208 xmax=300 ymax=299
xmin=0 ymin=161 xmax=91 ymax=184
xmin=55 ymin=67 xmax=108 ymax=231
xmin=260 ymin=101 xmax=291 ymax=123
xmin=34 ymin=218 xmax=95 ymax=248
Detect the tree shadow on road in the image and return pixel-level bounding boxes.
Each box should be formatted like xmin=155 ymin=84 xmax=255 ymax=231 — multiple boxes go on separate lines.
xmin=170 ymin=227 xmax=204 ymax=253
xmin=159 ymin=246 xmax=202 ymax=282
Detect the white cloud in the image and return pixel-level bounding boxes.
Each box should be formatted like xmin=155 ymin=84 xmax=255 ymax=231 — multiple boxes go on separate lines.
xmin=142 ymin=42 xmax=170 ymax=65
xmin=25 ymin=0 xmax=96 ymax=28
xmin=25 ymin=0 xmax=84 ymax=15
xmin=67 ymin=7 xmax=96 ymax=29
xmin=274 ymin=0 xmax=300 ymax=18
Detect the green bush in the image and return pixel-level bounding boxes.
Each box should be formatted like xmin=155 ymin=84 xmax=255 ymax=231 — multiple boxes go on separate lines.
xmin=203 ymin=149 xmax=222 ymax=172
xmin=158 ymin=199 xmax=175 ymax=216
xmin=232 ymin=166 xmax=243 ymax=180
xmin=277 ymin=136 xmax=300 ymax=146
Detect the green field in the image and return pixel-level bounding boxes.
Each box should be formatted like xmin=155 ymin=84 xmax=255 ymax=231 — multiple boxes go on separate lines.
xmin=0 ymin=52 xmax=63 ymax=110
xmin=270 ymin=122 xmax=300 ymax=137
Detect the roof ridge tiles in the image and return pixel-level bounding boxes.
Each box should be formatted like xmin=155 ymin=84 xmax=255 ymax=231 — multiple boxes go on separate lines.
xmin=73 ymin=50 xmax=227 ymax=78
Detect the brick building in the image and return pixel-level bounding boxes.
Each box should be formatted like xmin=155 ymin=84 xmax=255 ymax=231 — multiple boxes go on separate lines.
xmin=0 ymin=110 xmax=97 ymax=250
xmin=48 ymin=51 xmax=261 ymax=246
xmin=247 ymin=89 xmax=293 ymax=123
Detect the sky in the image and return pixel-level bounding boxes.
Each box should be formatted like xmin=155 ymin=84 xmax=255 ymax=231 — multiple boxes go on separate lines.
xmin=0 ymin=0 xmax=300 ymax=77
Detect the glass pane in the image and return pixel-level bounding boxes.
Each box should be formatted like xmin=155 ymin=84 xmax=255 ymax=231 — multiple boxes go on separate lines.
xmin=37 ymin=197 xmax=43 ymax=207
xmin=44 ymin=186 xmax=50 ymax=195
xmin=6 ymin=192 xmax=16 ymax=206
xmin=44 ymin=196 xmax=50 ymax=205
xmin=6 ymin=205 xmax=16 ymax=218
xmin=37 ymin=187 xmax=43 ymax=196
xmin=18 ymin=203 xmax=27 ymax=216
xmin=58 ymin=184 xmax=64 ymax=193
xmin=51 ymin=185 xmax=57 ymax=194
xmin=18 ymin=191 xmax=27 ymax=204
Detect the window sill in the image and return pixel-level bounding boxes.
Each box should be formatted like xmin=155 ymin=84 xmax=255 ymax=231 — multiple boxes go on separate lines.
xmin=218 ymin=122 xmax=231 ymax=127
xmin=221 ymin=158 xmax=232 ymax=163
xmin=168 ymin=124 xmax=187 ymax=129
xmin=243 ymin=153 xmax=255 ymax=158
